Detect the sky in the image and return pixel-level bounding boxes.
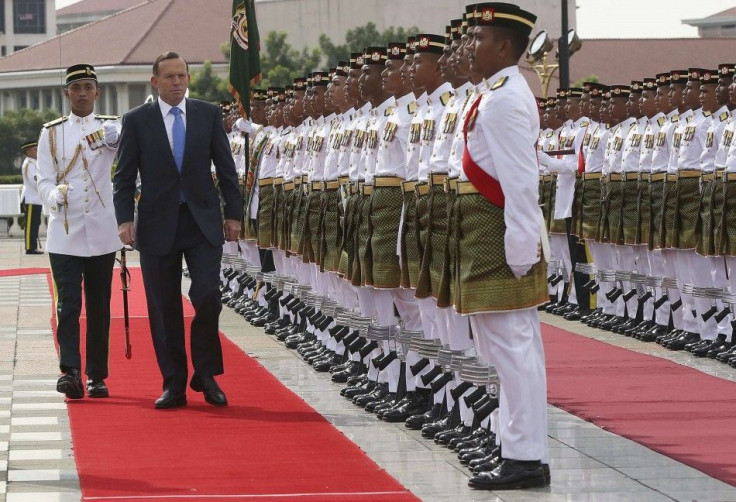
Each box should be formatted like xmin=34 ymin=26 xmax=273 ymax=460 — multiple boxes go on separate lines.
xmin=574 ymin=0 xmax=735 ymax=38
xmin=54 ymin=0 xmax=736 ymax=39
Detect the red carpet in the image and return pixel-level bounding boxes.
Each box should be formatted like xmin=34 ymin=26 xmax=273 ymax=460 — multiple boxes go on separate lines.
xmin=49 ymin=268 xmax=417 ymax=501
xmin=0 ymin=267 xmax=49 ymax=277
xmin=543 ymin=322 xmax=736 ymax=486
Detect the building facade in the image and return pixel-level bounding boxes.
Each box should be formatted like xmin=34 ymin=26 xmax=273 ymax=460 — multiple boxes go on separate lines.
xmin=0 ymin=0 xmax=56 ymax=57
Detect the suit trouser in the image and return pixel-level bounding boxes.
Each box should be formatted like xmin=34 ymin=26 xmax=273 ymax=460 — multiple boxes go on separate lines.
xmin=23 ymin=203 xmax=41 ymax=252
xmin=140 ymin=203 xmax=224 ymax=391
xmin=49 ymin=251 xmax=115 ymax=380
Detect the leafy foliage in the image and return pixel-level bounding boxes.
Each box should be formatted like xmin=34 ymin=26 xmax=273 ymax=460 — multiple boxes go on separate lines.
xmin=0 ymin=109 xmax=57 ymax=175
xmin=319 ymin=22 xmax=419 ymax=68
xmin=188 ymin=60 xmax=232 ymax=103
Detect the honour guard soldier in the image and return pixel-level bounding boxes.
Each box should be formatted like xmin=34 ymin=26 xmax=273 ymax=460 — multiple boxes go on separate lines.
xmin=458 ymin=3 xmax=550 ymax=490
xmin=20 ymin=140 xmax=43 ymax=254
xmin=37 ymin=64 xmax=123 ymax=399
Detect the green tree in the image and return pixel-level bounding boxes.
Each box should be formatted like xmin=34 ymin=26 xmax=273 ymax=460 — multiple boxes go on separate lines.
xmin=188 ymin=60 xmax=232 ymax=103
xmin=573 ymin=74 xmax=600 ymax=87
xmin=0 ymin=108 xmax=57 ymax=175
xmin=319 ymin=22 xmax=419 ymax=68
xmin=259 ymin=31 xmax=321 ymax=88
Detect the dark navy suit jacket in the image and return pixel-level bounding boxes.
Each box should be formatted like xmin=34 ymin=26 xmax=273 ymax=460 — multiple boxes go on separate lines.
xmin=113 ymin=98 xmax=242 ymax=255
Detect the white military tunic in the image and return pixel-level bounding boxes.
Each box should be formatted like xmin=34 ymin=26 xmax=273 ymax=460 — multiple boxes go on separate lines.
xmin=37 ymin=112 xmax=123 ymax=257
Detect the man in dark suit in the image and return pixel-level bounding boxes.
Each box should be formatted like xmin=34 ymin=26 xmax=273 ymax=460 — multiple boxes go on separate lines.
xmin=113 ymin=52 xmax=242 ymax=409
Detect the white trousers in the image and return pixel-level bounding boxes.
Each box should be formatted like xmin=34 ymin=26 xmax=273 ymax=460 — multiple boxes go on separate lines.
xmin=470 ymin=308 xmax=548 ymax=462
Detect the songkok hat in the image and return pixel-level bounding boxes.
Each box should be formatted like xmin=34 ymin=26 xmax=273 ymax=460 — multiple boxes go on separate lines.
xmin=293 ymin=78 xmax=307 ymax=91
xmin=364 ymin=46 xmax=388 ymax=64
xmin=388 ymin=42 xmax=406 ymax=60
xmin=473 ymin=2 xmax=537 ymax=37
xmin=311 ymin=71 xmax=330 ymax=86
xmin=688 ymin=68 xmax=706 ymax=81
xmin=630 ymin=80 xmax=643 ymax=93
xmin=718 ymin=63 xmax=736 ymax=76
xmin=335 ymin=62 xmax=349 ymax=77
xmin=587 ymin=82 xmax=608 ymax=97
xmin=406 ymin=37 xmax=416 ymax=55
xmin=610 ymin=84 xmax=631 ymax=97
xmin=670 ymin=70 xmax=688 ymax=84
xmin=643 ymin=78 xmax=657 ymax=90
xmin=655 ymin=73 xmax=670 ymax=87
xmin=65 ymin=64 xmax=97 ymax=85
xmin=351 ymin=52 xmax=365 ymax=69
xmin=415 ymin=34 xmax=446 ymax=55
xmin=567 ymin=87 xmax=583 ymax=98
xmin=699 ymin=70 xmax=718 ymax=84
xmin=21 ymin=141 xmax=37 ymax=151
xmin=451 ymin=19 xmax=463 ymax=41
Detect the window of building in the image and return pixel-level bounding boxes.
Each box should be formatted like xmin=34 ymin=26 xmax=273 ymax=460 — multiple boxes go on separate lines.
xmin=0 ymin=3 xmax=5 ymax=34
xmin=30 ymin=90 xmax=39 ymax=110
xmin=13 ymin=45 xmax=27 ymax=52
xmin=128 ymin=84 xmax=147 ymax=107
xmin=43 ymin=88 xmax=52 ymax=110
xmin=1 ymin=47 xmax=5 ymax=57
xmin=108 ymin=85 xmax=118 ymax=115
xmin=14 ymin=0 xmax=45 ymax=34
xmin=18 ymin=91 xmax=27 ymax=109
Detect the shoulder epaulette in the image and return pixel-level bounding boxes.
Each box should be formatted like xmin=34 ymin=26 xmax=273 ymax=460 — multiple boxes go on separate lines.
xmin=686 ymin=115 xmax=694 ymax=123
xmin=720 ymin=111 xmax=729 ymax=122
xmin=490 ymin=76 xmax=508 ymax=90
xmin=407 ymin=102 xmax=417 ymax=115
xmin=385 ymin=106 xmax=395 ymax=117
xmin=96 ymin=114 xmax=119 ymax=120
xmin=628 ymin=122 xmax=636 ymax=130
xmin=657 ymin=116 xmax=665 ymax=127
xmin=581 ymin=120 xmax=589 ymax=127
xmin=43 ymin=116 xmax=68 ymax=128
xmin=439 ymin=91 xmax=452 ymax=106
xmin=703 ymin=111 xmax=712 ymax=117
xmin=546 ymin=131 xmax=554 ymax=138
xmin=671 ymin=114 xmax=679 ymax=123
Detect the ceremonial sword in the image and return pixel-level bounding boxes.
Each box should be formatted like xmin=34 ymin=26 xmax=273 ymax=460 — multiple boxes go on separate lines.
xmin=117 ymin=246 xmax=134 ymax=359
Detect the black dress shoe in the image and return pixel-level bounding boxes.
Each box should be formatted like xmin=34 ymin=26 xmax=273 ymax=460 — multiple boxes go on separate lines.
xmin=155 ymin=389 xmax=187 ymax=409
xmin=57 ymin=369 xmax=84 ymax=399
xmin=86 ymin=379 xmax=109 ymax=398
xmin=190 ymin=374 xmax=228 ymax=406
xmin=469 ymin=459 xmax=547 ymax=490
xmin=25 ymin=249 xmax=44 ymax=255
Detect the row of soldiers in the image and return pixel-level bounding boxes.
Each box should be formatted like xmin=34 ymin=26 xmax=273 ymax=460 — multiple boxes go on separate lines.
xmin=222 ymin=2 xmax=551 ymax=491
xmin=538 ymin=66 xmax=736 ymax=365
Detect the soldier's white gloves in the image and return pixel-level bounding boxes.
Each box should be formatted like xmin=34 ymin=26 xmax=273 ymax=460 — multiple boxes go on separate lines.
xmin=102 ymin=121 xmax=120 ymax=146
xmin=509 ymin=263 xmax=533 ymax=280
xmin=234 ymin=118 xmax=254 ymax=134
xmin=55 ymin=184 xmax=73 ymax=205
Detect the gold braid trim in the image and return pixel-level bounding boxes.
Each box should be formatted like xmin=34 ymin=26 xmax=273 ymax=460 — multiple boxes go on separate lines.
xmin=49 ymin=125 xmax=83 ymax=184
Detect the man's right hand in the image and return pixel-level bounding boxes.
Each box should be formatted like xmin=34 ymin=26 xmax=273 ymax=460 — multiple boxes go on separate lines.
xmin=118 ymin=222 xmax=135 ymax=245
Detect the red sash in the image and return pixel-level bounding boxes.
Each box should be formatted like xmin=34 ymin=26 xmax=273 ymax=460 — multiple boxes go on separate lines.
xmin=462 ymin=96 xmax=505 ymax=208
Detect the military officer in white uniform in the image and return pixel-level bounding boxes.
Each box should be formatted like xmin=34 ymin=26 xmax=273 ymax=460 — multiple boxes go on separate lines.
xmin=20 ymin=141 xmax=43 ymax=254
xmin=37 ymin=64 xmax=123 ymax=400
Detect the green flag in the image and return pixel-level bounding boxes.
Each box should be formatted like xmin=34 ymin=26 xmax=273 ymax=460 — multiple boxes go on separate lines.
xmin=228 ymin=0 xmax=261 ymax=119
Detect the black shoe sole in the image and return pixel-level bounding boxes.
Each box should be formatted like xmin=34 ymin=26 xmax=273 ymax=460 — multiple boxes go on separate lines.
xmin=155 ymin=397 xmax=187 ymax=409
xmin=87 ymin=389 xmax=109 ymax=398
xmin=57 ymin=380 xmax=84 ymax=399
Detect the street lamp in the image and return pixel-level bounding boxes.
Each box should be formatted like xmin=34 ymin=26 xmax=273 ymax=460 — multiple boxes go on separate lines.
xmin=526 ymin=29 xmax=582 ymax=98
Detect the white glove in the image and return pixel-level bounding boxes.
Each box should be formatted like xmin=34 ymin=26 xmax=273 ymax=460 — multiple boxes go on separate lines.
xmin=509 ymin=263 xmax=533 ymax=280
xmin=102 ymin=121 xmax=120 ymax=146
xmin=234 ymin=118 xmax=253 ymax=134
xmin=55 ymin=184 xmax=73 ymax=205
